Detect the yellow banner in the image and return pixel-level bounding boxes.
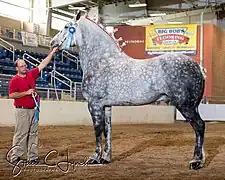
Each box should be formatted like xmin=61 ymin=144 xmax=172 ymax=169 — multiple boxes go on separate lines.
xmin=145 ymin=24 xmax=197 ymax=55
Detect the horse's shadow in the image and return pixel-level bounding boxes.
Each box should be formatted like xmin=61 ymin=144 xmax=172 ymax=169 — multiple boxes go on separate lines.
xmin=204 ymin=136 xmax=225 ymax=167
xmin=112 ymin=130 xmax=225 ymax=168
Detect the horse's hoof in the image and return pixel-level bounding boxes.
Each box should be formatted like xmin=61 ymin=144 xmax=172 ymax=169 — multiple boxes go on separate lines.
xmin=85 ymin=158 xmax=100 ymax=165
xmin=100 ymin=158 xmax=110 ymax=164
xmin=189 ymin=160 xmax=204 ymax=170
xmin=100 ymin=151 xmax=111 ymax=164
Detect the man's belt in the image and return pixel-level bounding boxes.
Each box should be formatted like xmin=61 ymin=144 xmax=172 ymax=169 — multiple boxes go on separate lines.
xmin=15 ymin=106 xmax=34 ymax=109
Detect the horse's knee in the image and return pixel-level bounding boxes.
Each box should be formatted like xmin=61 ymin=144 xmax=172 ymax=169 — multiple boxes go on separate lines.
xmin=191 ymin=115 xmax=205 ymax=129
xmin=198 ymin=119 xmax=205 ymax=128
xmin=104 ymin=107 xmax=112 ymax=117
xmin=196 ymin=120 xmax=205 ymax=134
xmin=93 ymin=119 xmax=104 ymax=134
xmin=93 ymin=119 xmax=103 ymax=127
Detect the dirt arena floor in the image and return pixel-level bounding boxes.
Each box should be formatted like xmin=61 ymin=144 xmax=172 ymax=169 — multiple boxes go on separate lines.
xmin=1 ymin=121 xmax=225 ymax=180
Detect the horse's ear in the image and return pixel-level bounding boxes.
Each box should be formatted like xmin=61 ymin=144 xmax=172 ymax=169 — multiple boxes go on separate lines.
xmin=73 ymin=10 xmax=87 ymax=22
xmin=76 ymin=10 xmax=81 ymax=21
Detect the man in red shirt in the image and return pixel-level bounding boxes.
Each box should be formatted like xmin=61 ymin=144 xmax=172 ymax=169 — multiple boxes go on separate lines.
xmin=8 ymin=47 xmax=58 ymax=165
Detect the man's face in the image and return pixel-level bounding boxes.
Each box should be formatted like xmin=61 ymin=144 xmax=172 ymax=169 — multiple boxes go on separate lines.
xmin=16 ymin=60 xmax=27 ymax=74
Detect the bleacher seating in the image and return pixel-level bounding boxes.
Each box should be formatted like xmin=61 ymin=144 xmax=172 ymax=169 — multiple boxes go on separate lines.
xmin=0 ymin=74 xmax=11 ymax=97
xmin=0 ymin=47 xmax=82 ymax=97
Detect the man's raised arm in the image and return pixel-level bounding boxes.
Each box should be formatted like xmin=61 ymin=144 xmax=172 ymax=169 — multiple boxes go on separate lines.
xmin=38 ymin=47 xmax=58 ymax=72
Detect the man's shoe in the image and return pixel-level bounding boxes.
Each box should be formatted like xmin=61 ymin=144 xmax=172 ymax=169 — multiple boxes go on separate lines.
xmin=10 ymin=157 xmax=24 ymax=165
xmin=28 ymin=158 xmax=40 ymax=165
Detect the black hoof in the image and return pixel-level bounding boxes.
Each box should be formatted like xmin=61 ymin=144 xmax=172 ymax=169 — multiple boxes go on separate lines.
xmin=189 ymin=160 xmax=204 ymax=170
xmin=100 ymin=158 xmax=110 ymax=164
xmin=86 ymin=158 xmax=100 ymax=165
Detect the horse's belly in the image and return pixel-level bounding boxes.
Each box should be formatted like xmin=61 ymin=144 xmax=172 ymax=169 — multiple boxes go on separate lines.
xmin=108 ymin=82 xmax=161 ymax=105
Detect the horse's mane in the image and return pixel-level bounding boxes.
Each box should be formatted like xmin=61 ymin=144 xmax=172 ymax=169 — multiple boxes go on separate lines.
xmin=83 ymin=16 xmax=122 ymax=51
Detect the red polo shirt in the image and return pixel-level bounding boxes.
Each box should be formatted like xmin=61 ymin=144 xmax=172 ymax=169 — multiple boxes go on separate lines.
xmin=8 ymin=67 xmax=40 ymax=108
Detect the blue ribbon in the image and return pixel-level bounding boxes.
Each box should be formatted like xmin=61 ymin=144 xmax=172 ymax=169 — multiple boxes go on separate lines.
xmin=63 ymin=26 xmax=76 ymax=49
xmin=33 ymin=101 xmax=40 ymax=122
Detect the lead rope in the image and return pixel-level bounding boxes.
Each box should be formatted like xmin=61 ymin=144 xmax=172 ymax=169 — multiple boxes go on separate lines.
xmin=32 ymin=93 xmax=40 ymax=122
xmin=53 ymin=55 xmax=59 ymax=101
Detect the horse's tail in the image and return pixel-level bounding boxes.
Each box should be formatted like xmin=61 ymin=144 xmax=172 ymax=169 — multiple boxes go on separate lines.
xmin=194 ymin=64 xmax=206 ymax=108
xmin=199 ymin=65 xmax=207 ymax=80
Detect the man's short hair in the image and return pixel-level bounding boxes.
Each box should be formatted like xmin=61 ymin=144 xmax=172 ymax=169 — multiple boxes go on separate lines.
xmin=14 ymin=59 xmax=23 ymax=67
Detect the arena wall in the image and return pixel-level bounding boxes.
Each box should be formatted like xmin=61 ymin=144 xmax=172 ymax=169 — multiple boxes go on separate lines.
xmin=211 ymin=25 xmax=225 ymax=101
xmin=0 ymin=16 xmax=21 ymax=30
xmin=1 ymin=99 xmax=225 ymax=126
xmin=0 ymin=99 xmax=175 ymax=126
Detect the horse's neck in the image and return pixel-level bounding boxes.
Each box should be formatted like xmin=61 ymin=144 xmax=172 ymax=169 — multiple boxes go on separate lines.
xmin=78 ymin=19 xmax=122 ymax=72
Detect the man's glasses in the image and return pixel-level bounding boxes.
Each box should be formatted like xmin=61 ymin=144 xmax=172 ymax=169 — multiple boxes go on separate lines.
xmin=18 ymin=65 xmax=27 ymax=68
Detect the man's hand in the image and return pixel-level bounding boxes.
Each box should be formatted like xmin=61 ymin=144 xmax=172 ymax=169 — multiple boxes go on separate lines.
xmin=26 ymin=89 xmax=36 ymax=95
xmin=51 ymin=47 xmax=58 ymax=54
xmin=38 ymin=47 xmax=58 ymax=72
xmin=9 ymin=89 xmax=36 ymax=99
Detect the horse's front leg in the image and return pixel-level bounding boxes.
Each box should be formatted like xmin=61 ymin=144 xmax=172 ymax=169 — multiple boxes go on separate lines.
xmin=86 ymin=102 xmax=104 ymax=164
xmin=100 ymin=106 xmax=112 ymax=164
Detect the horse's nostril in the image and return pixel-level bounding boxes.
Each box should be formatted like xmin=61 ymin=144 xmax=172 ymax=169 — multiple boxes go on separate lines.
xmin=50 ymin=40 xmax=55 ymax=46
xmin=53 ymin=43 xmax=59 ymax=48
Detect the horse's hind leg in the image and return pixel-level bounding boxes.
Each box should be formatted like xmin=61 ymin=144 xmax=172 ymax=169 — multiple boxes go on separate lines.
xmin=179 ymin=107 xmax=205 ymax=170
xmin=86 ymin=101 xmax=104 ymax=164
xmin=100 ymin=106 xmax=112 ymax=164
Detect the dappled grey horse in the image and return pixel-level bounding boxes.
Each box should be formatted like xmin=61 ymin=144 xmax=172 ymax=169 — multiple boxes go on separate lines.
xmin=50 ymin=11 xmax=206 ymax=170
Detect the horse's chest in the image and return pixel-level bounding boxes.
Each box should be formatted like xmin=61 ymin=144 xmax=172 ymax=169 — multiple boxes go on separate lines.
xmin=82 ymin=73 xmax=107 ymax=94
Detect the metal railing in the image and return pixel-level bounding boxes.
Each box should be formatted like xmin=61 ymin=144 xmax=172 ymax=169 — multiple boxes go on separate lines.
xmin=50 ymin=69 xmax=73 ymax=98
xmin=62 ymin=50 xmax=80 ymax=70
xmin=0 ymin=73 xmax=13 ymax=78
xmin=74 ymin=82 xmax=86 ymax=101
xmin=22 ymin=53 xmax=75 ymax=99
xmin=36 ymin=87 xmax=74 ymax=101
xmin=22 ymin=53 xmax=43 ymax=78
xmin=0 ymin=37 xmax=15 ymax=61
xmin=0 ymin=72 xmax=76 ymax=101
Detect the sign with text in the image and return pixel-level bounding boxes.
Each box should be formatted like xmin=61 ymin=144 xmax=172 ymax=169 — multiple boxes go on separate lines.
xmin=21 ymin=31 xmax=38 ymax=47
xmin=145 ymin=24 xmax=197 ymax=55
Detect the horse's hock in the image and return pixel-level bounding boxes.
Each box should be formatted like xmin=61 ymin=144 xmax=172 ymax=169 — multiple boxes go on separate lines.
xmin=112 ymin=104 xmax=176 ymax=124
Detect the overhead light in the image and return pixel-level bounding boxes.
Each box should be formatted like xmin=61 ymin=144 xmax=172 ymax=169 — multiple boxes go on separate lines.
xmin=68 ymin=6 xmax=86 ymax=10
xmin=128 ymin=1 xmax=147 ymax=8
xmin=168 ymin=21 xmax=183 ymax=24
xmin=150 ymin=13 xmax=166 ymax=17
xmin=53 ymin=8 xmax=75 ymax=17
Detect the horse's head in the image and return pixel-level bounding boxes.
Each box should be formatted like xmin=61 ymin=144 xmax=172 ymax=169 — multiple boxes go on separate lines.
xmin=50 ymin=11 xmax=84 ymax=50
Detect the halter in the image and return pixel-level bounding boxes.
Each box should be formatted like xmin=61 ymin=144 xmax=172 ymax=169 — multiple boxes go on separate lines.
xmin=32 ymin=93 xmax=40 ymax=122
xmin=57 ymin=26 xmax=76 ymax=49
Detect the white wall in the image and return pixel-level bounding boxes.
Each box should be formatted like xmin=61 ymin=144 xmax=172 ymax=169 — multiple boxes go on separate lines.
xmin=177 ymin=104 xmax=225 ymax=121
xmin=33 ymin=0 xmax=48 ymax=24
xmin=1 ymin=99 xmax=225 ymax=127
xmin=0 ymin=99 xmax=92 ymax=126
xmin=0 ymin=0 xmax=30 ymax=22
xmin=0 ymin=99 xmax=175 ymax=126
xmin=51 ymin=13 xmax=71 ymax=30
xmin=51 ymin=0 xmax=85 ymax=8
